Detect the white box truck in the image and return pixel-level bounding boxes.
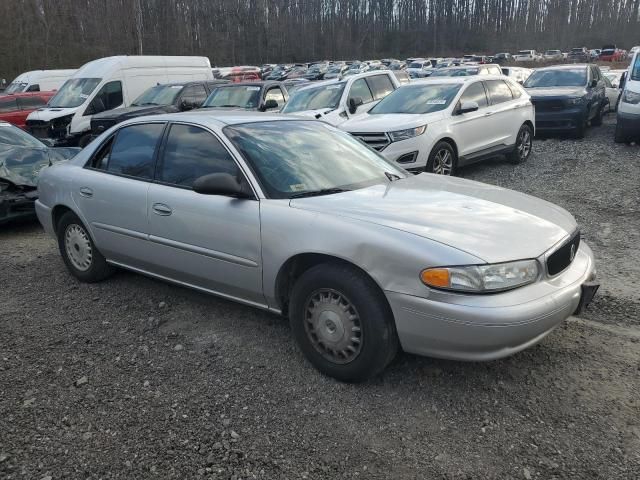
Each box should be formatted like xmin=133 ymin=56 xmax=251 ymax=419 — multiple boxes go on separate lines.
xmin=26 ymin=56 xmax=212 ymax=147
xmin=3 ymin=70 xmax=77 ymax=94
xmin=615 ymin=48 xmax=640 ymax=143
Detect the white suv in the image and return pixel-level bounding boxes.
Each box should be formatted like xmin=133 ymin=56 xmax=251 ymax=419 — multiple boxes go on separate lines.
xmin=341 ymin=76 xmax=535 ymax=175
xmin=280 ymin=71 xmax=400 ymax=126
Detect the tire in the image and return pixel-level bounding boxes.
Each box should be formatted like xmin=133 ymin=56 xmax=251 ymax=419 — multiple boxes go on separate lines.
xmin=574 ymin=118 xmax=587 ymax=139
xmin=614 ymin=122 xmax=629 ymax=144
xmin=57 ymin=211 xmax=114 ymax=283
xmin=591 ymin=103 xmax=604 ymax=126
xmin=507 ymin=124 xmax=533 ymax=164
xmin=288 ymin=263 xmax=399 ymax=382
xmin=426 ymin=141 xmax=457 ymax=176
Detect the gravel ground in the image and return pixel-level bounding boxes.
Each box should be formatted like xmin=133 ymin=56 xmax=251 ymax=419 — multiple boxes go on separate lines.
xmin=1 ymin=115 xmax=639 ymax=479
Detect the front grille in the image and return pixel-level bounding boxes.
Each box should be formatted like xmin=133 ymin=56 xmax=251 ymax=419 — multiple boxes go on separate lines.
xmin=350 ymin=132 xmax=391 ymax=151
xmin=547 ymin=231 xmax=580 ymax=276
xmin=532 ymin=99 xmax=566 ymax=112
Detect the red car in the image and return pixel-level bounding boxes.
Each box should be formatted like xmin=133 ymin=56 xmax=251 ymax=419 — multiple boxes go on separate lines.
xmin=600 ymin=46 xmax=625 ymax=62
xmin=0 ymin=91 xmax=55 ymax=129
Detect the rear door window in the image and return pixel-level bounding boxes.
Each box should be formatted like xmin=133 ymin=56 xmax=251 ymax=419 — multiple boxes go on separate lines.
xmin=348 ymin=78 xmax=374 ymax=104
xmin=366 ymin=74 xmax=395 ymax=100
xmin=94 ymin=81 xmax=124 ymax=112
xmin=485 ymin=80 xmax=514 ymax=105
xmin=158 ymin=124 xmax=239 ymax=188
xmin=103 ymin=123 xmax=165 ymax=179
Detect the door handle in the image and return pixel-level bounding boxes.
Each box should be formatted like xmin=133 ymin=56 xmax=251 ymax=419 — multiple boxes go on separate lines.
xmin=152 ymin=203 xmax=173 ymax=216
xmin=484 ymin=111 xmax=495 ymax=117
xmin=79 ymin=187 xmax=93 ymax=198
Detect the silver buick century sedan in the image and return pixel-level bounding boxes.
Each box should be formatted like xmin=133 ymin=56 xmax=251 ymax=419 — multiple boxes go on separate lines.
xmin=36 ymin=112 xmax=599 ymax=382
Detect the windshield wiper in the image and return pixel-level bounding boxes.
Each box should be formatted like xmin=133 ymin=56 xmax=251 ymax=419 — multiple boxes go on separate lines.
xmin=384 ymin=172 xmax=402 ymax=182
xmin=289 ymin=187 xmax=349 ymax=199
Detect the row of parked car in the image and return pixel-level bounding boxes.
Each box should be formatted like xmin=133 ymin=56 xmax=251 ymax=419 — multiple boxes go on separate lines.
xmin=496 ymin=45 xmax=638 ymax=63
xmin=2 ymin=51 xmax=640 ymax=227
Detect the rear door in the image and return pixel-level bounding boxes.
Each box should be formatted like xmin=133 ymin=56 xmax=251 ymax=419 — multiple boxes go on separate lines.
xmin=483 ymin=79 xmax=520 ymax=146
xmin=72 ymin=122 xmax=166 ymax=268
xmin=146 ymin=122 xmax=263 ymax=304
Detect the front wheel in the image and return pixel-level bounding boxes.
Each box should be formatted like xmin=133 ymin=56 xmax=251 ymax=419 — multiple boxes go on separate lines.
xmin=289 ymin=263 xmax=399 ymax=382
xmin=614 ymin=122 xmax=630 ymax=144
xmin=57 ymin=211 xmax=114 ymax=282
xmin=507 ymin=124 xmax=533 ymax=164
xmin=426 ymin=141 xmax=457 ymax=176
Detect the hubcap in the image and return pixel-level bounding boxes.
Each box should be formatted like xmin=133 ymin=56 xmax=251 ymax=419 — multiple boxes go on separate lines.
xmin=304 ymin=289 xmax=362 ymax=364
xmin=432 ymin=148 xmax=453 ymax=175
xmin=64 ymin=224 xmax=93 ymax=271
xmin=518 ymin=130 xmax=532 ymax=159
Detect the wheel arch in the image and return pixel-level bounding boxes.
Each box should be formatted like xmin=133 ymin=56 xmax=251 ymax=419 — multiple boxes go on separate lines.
xmin=51 ymin=204 xmax=76 ymax=234
xmin=274 ymin=252 xmax=392 ymax=316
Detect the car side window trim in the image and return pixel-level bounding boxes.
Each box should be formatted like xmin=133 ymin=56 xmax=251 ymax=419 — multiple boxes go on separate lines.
xmin=84 ymin=121 xmax=168 ymax=182
xmin=152 ymin=120 xmax=259 ymax=200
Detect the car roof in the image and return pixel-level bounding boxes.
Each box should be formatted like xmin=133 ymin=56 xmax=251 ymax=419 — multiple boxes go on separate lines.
xmin=0 ymin=91 xmax=56 ymax=98
xmin=412 ymin=74 xmax=506 ymax=85
xmin=121 ymin=110 xmax=310 ymax=129
xmin=535 ymin=64 xmax=589 ymax=71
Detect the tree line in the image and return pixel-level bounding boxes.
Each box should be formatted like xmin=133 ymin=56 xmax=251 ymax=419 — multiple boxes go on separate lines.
xmin=2 ymin=0 xmax=639 ymax=80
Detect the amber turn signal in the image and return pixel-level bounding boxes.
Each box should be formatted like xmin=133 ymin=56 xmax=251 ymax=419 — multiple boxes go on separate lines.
xmin=420 ymin=268 xmax=451 ymax=288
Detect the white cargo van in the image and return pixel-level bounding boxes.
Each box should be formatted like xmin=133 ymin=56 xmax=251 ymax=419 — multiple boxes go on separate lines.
xmin=3 ymin=70 xmax=77 ymax=94
xmin=26 ymin=56 xmax=212 ymax=147
xmin=615 ymin=50 xmax=640 ymax=143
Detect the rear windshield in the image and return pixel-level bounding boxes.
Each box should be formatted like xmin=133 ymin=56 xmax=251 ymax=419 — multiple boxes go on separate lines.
xmin=524 ymin=68 xmax=587 ymax=88
xmin=201 ymin=85 xmax=261 ymax=109
xmin=409 ymin=62 xmax=424 ymax=68
xmin=133 ymin=84 xmax=183 ymax=106
xmin=4 ymin=82 xmax=28 ymax=94
xmin=369 ymin=83 xmax=461 ymax=115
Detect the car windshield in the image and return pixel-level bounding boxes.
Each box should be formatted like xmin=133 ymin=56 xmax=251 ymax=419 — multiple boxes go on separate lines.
xmin=571 ymin=48 xmax=584 ymax=53
xmin=224 ymin=121 xmax=406 ymax=199
xmin=327 ymin=66 xmax=343 ymax=73
xmin=48 ymin=78 xmax=101 ymax=108
xmin=602 ymin=49 xmax=615 ymax=54
xmin=524 ymin=69 xmax=587 ymax=88
xmin=430 ymin=68 xmax=477 ymax=77
xmin=0 ymin=123 xmax=44 ymax=149
xmin=132 ymin=84 xmax=183 ymax=106
xmin=281 ymin=83 xmax=346 ymax=112
xmin=518 ymin=51 xmax=532 ymax=55
xmin=348 ymin=64 xmax=361 ymax=70
xmin=370 ymin=83 xmax=461 ymax=115
xmin=546 ymin=50 xmax=560 ymax=55
xmin=632 ymin=54 xmax=640 ymax=81
xmin=4 ymin=82 xmax=28 ymax=94
xmin=409 ymin=62 xmax=424 ymax=68
xmin=201 ymin=85 xmax=261 ymax=109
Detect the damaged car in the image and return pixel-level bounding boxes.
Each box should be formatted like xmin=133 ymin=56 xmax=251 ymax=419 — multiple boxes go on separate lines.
xmin=0 ymin=121 xmax=79 ymax=225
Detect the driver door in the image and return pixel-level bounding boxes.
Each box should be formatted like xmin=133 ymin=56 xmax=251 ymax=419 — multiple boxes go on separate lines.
xmin=346 ymin=78 xmax=375 ymax=117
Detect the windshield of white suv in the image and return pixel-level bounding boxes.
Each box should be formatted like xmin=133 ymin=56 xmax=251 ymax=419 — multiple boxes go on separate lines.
xmin=281 ymin=83 xmax=346 ymax=112
xmin=409 ymin=62 xmax=424 ymax=69
xmin=132 ymin=84 xmax=183 ymax=106
xmin=369 ymin=83 xmax=461 ymax=114
xmin=632 ymin=54 xmax=640 ymax=81
xmin=524 ymin=68 xmax=587 ymax=88
xmin=201 ymin=85 xmax=261 ymax=109
xmin=49 ymin=78 xmax=101 ymax=108
xmin=224 ymin=120 xmax=406 ymax=199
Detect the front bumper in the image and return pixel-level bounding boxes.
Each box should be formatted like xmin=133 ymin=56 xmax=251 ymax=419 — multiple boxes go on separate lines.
xmin=534 ymin=107 xmax=586 ymax=131
xmin=0 ymin=190 xmax=38 ymax=225
xmin=386 ymin=241 xmax=597 ymax=361
xmin=616 ymin=110 xmax=640 ymax=137
xmin=377 ymin=135 xmax=434 ymax=170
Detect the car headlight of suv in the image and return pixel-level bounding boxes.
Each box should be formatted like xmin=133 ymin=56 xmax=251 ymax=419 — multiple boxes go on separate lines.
xmin=388 ymin=125 xmax=427 ymax=143
xmin=622 ymin=89 xmax=640 ymax=105
xmin=565 ymin=97 xmax=585 ymax=106
xmin=420 ymin=259 xmax=539 ymax=293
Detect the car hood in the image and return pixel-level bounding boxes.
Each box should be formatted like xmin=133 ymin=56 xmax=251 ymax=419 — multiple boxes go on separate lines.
xmin=289 ymin=174 xmax=576 ymax=263
xmin=342 ymin=112 xmax=443 ymax=132
xmin=92 ymin=105 xmax=176 ymax=121
xmin=27 ymin=107 xmax=78 ymax=122
xmin=527 ymin=87 xmax=586 ymax=98
xmin=0 ymin=145 xmax=79 ymax=188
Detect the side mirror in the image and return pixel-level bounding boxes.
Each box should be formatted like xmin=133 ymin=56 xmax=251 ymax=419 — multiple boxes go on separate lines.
xmin=458 ymin=101 xmax=479 ymax=114
xmin=193 ymin=173 xmax=251 ymax=198
xmin=261 ymin=99 xmax=279 ymax=111
xmin=348 ymin=97 xmax=363 ymax=114
xmin=180 ymin=99 xmax=197 ymax=111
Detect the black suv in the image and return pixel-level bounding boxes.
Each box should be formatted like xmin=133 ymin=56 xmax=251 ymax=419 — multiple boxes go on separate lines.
xmin=524 ymin=64 xmax=607 ymax=138
xmin=90 ymin=80 xmax=227 ymax=135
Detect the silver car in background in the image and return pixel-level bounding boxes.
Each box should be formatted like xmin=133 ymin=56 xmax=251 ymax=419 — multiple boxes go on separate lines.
xmin=35 ymin=112 xmax=598 ymax=382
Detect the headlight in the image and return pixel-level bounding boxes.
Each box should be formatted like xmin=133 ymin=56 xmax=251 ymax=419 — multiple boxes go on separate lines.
xmin=565 ymin=97 xmax=585 ymax=106
xmin=388 ymin=125 xmax=427 ymax=142
xmin=420 ymin=259 xmax=540 ymax=293
xmin=622 ymin=89 xmax=640 ymax=105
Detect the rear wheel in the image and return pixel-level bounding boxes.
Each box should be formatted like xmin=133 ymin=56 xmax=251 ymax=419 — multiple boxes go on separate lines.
xmin=426 ymin=141 xmax=457 ymax=176
xmin=57 ymin=211 xmax=114 ymax=282
xmin=507 ymin=124 xmax=533 ymax=164
xmin=289 ymin=263 xmax=399 ymax=382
